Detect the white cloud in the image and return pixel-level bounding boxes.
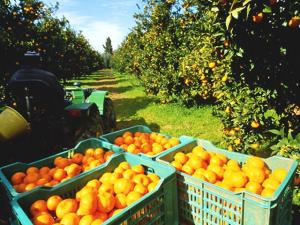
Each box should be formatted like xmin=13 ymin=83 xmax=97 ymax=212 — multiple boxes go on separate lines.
xmin=56 ymin=11 xmax=124 ymax=53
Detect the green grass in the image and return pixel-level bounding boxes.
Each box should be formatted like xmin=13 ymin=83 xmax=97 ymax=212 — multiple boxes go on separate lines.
xmin=111 ymin=71 xmax=224 ymax=146
xmin=69 ymin=70 xmax=224 ymax=146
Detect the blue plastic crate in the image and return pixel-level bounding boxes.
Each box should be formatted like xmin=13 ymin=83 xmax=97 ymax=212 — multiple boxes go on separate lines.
xmin=156 ymin=137 xmax=298 ymax=225
xmin=0 ymin=138 xmax=123 ymax=199
xmin=11 ymin=153 xmax=178 ymax=225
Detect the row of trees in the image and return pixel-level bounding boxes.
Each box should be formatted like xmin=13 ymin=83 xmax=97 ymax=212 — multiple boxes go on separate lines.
xmin=112 ymin=0 xmax=299 ymax=163
xmin=0 ymin=0 xmax=104 ymax=102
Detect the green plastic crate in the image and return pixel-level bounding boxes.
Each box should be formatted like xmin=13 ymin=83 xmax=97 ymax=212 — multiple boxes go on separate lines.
xmin=0 ymin=138 xmax=123 ymax=200
xmin=100 ymin=125 xmax=191 ymax=160
xmin=11 ymin=153 xmax=179 ymax=225
xmin=156 ymin=137 xmax=298 ymax=225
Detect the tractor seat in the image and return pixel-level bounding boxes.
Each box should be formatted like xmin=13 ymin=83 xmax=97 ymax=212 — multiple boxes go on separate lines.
xmin=8 ymin=68 xmax=66 ymax=118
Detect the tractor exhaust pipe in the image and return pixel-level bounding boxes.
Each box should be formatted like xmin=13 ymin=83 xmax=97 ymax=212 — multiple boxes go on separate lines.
xmin=0 ymin=106 xmax=31 ymax=142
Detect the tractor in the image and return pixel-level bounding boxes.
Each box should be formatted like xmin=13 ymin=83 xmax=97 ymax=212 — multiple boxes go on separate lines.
xmin=0 ymin=51 xmax=116 ymax=165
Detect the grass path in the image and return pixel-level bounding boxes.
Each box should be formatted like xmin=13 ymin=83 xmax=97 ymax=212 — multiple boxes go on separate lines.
xmin=70 ymin=69 xmax=224 ymax=146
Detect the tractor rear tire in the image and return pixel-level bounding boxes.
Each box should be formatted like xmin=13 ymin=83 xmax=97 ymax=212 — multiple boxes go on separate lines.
xmin=74 ymin=107 xmax=104 ymax=143
xmin=102 ymin=98 xmax=117 ymax=133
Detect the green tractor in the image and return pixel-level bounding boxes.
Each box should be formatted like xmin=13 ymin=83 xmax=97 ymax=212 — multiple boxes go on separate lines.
xmin=0 ymin=52 xmax=116 ymax=165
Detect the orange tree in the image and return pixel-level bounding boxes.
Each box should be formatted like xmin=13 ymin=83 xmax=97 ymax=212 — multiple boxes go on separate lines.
xmin=0 ymin=0 xmax=103 ymax=103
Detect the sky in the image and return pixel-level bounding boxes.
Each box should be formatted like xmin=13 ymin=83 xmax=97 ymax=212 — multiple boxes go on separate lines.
xmin=43 ymin=0 xmax=143 ymax=53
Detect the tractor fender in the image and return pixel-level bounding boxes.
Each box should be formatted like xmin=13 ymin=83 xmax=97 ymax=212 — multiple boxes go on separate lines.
xmin=86 ymin=90 xmax=108 ymax=115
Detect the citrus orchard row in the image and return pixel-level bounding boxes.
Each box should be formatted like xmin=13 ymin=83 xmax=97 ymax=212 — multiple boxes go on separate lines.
xmin=29 ymin=162 xmax=160 ymax=225
xmin=10 ymin=148 xmax=115 ymax=193
xmin=113 ymin=131 xmax=180 ymax=156
xmin=171 ymin=145 xmax=287 ymax=197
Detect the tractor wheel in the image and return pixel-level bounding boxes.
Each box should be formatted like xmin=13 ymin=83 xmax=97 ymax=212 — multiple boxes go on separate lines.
xmin=74 ymin=107 xmax=104 ymax=143
xmin=102 ymin=98 xmax=117 ymax=133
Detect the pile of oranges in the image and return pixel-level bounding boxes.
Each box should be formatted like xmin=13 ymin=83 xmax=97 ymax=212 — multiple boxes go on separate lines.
xmin=113 ymin=131 xmax=180 ymax=156
xmin=10 ymin=148 xmax=115 ymax=193
xmin=29 ymin=162 xmax=160 ymax=225
xmin=171 ymin=145 xmax=288 ymax=197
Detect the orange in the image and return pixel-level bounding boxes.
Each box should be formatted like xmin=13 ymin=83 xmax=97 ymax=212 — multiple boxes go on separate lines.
xmin=76 ymin=186 xmax=97 ymax=201
xmin=141 ymin=143 xmax=152 ymax=153
xmin=111 ymin=209 xmax=123 ymax=217
xmin=53 ymin=168 xmax=67 ymax=181
xmin=124 ymin=136 xmax=134 ymax=145
xmin=160 ymin=137 xmax=168 ymax=146
xmin=32 ymin=212 xmax=55 ymax=225
xmin=252 ymin=12 xmax=263 ymax=23
xmin=97 ymin=191 xmax=115 ymax=213
xmin=223 ymin=169 xmax=234 ymax=180
xmin=187 ymin=156 xmax=207 ymax=170
xmin=77 ymin=192 xmax=97 ymax=216
xmin=120 ymin=144 xmax=128 ymax=150
xmin=171 ymin=161 xmax=182 ymax=171
xmin=192 ymin=173 xmax=207 ymax=181
xmin=134 ymin=140 xmax=142 ymax=148
xmin=11 ymin=172 xmax=26 ymax=185
xmin=89 ymin=160 xmax=101 ymax=169
xmin=247 ymin=167 xmax=266 ymax=184
xmin=174 ymin=152 xmax=188 ymax=164
xmin=288 ymin=16 xmax=300 ymax=28
xmin=132 ymin=165 xmax=145 ymax=174
xmin=134 ymin=183 xmax=148 ymax=195
xmin=114 ymin=178 xmax=134 ymax=195
xmin=123 ymin=131 xmax=133 ymax=138
xmin=54 ymin=157 xmax=71 ymax=169
xmin=99 ymin=172 xmax=113 ymax=184
xmin=14 ymin=183 xmax=26 ymax=192
xmin=60 ymin=212 xmax=80 ymax=225
xmin=104 ymin=151 xmax=114 ymax=161
xmin=114 ymin=137 xmax=124 ymax=146
xmin=216 ymin=154 xmax=228 ymax=164
xmin=39 ymin=167 xmax=50 ymax=175
xmin=207 ymin=165 xmax=224 ymax=180
xmin=115 ymin=193 xmax=127 ymax=209
xmin=93 ymin=211 xmax=107 ymax=221
xmin=79 ymin=215 xmax=94 ymax=225
xmin=192 ymin=146 xmax=204 ymax=155
xmin=148 ymin=181 xmax=158 ymax=192
xmin=150 ymin=132 xmax=158 ymax=140
xmin=168 ymin=138 xmax=180 ymax=147
xmin=245 ymin=181 xmax=263 ymax=195
xmin=30 ymin=200 xmax=49 ymax=217
xmin=272 ymin=168 xmax=287 ymax=183
xmin=203 ymin=170 xmax=217 ymax=184
xmin=262 ymin=178 xmax=280 ymax=190
xmin=196 ymin=151 xmax=211 ymax=162
xmin=226 ymin=160 xmax=241 ymax=171
xmin=114 ymin=166 xmax=125 ymax=175
xmin=230 ymin=172 xmax=248 ymax=188
xmin=94 ymin=148 xmax=104 ymax=159
xmin=86 ymin=179 xmax=101 ymax=189
xmin=25 ymin=183 xmax=37 ymax=191
xmin=261 ymin=188 xmax=275 ymax=197
xmin=134 ymin=131 xmax=142 ymax=137
xmin=219 ymin=182 xmax=233 ymax=191
xmin=47 ymin=195 xmax=62 ymax=211
xmin=127 ymin=144 xmax=138 ymax=154
xmin=209 ymin=156 xmax=224 ymax=167
xmin=132 ymin=174 xmax=150 ymax=186
xmin=27 ymin=166 xmax=39 ymax=174
xmin=182 ymin=164 xmax=195 ymax=175
xmin=126 ymin=191 xmax=142 ymax=206
xmin=98 ymin=182 xmax=114 ymax=194
xmin=119 ymin=162 xmax=131 ymax=170
xmin=23 ymin=173 xmax=39 ymax=184
xmin=246 ymin=156 xmax=265 ymax=169
xmin=163 ymin=143 xmax=172 ymax=150
xmin=147 ymin=173 xmax=160 ymax=182
xmin=36 ymin=178 xmax=49 ymax=186
xmin=65 ymin=164 xmax=82 ymax=177
xmin=71 ymin=153 xmax=83 ymax=164
xmin=152 ymin=144 xmax=163 ymax=154
xmin=234 ymin=187 xmax=246 ymax=192
xmin=122 ymin=169 xmax=136 ymax=180
xmin=56 ymin=198 xmax=78 ymax=219
xmin=91 ymin=219 xmax=105 ymax=225
xmin=85 ymin=148 xmax=95 ymax=157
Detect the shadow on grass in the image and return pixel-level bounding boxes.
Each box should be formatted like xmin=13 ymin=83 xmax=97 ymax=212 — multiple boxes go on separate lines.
xmin=116 ymin=118 xmax=161 ymax=133
xmin=113 ymin=96 xmax=158 ymax=119
xmin=96 ymin=86 xmax=133 ymax=94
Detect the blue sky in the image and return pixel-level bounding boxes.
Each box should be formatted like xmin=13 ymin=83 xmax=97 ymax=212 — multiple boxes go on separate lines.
xmin=43 ymin=0 xmax=143 ymax=53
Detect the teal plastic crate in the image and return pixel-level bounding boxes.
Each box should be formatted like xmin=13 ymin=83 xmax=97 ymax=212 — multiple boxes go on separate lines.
xmin=11 ymin=153 xmax=178 ymax=225
xmin=156 ymin=137 xmax=298 ymax=225
xmin=0 ymin=138 xmax=123 ymax=200
xmin=100 ymin=125 xmax=191 ymax=160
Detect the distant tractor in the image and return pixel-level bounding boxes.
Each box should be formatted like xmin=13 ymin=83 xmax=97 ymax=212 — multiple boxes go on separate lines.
xmin=0 ymin=51 xmax=116 ymax=164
